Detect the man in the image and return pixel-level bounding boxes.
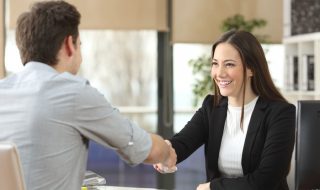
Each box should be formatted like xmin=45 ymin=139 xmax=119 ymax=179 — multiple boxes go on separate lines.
xmin=0 ymin=1 xmax=176 ymax=189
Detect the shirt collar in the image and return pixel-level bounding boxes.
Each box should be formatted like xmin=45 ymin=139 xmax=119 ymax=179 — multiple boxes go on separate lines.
xmin=24 ymin=61 xmax=58 ymax=74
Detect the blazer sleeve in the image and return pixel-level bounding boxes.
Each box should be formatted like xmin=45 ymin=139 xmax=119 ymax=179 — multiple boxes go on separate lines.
xmin=210 ymin=102 xmax=296 ymax=190
xmin=170 ymin=95 xmax=211 ymax=163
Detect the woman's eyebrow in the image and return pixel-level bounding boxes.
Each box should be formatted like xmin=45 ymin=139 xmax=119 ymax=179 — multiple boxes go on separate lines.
xmin=212 ymin=58 xmax=236 ymax=62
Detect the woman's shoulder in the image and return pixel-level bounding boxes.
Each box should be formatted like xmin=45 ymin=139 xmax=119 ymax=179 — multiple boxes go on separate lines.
xmin=202 ymin=94 xmax=214 ymax=105
xmin=201 ymin=95 xmax=227 ymax=109
xmin=258 ymin=97 xmax=296 ymax=112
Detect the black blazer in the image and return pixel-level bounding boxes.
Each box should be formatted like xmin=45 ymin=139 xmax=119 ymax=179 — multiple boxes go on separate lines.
xmin=170 ymin=95 xmax=296 ymax=190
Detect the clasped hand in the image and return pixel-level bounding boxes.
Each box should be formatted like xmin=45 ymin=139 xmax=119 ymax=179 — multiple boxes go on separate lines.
xmin=153 ymin=140 xmax=210 ymax=190
xmin=153 ymin=140 xmax=177 ymax=173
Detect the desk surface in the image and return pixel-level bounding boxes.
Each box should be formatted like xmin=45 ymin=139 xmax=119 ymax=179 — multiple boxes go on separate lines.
xmin=88 ymin=186 xmax=162 ymax=190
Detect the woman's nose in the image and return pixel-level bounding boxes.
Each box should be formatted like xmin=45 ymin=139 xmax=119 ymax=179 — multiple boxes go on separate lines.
xmin=214 ymin=66 xmax=226 ymax=77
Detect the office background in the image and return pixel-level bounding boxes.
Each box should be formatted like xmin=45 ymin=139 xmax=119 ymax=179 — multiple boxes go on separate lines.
xmin=1 ymin=0 xmax=319 ymax=189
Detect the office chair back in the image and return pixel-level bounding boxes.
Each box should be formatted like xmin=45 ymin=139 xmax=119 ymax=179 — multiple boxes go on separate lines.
xmin=0 ymin=142 xmax=26 ymax=190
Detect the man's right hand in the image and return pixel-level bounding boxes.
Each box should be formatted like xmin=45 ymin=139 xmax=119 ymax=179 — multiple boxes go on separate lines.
xmin=144 ymin=135 xmax=177 ymax=168
xmin=153 ymin=140 xmax=177 ymax=173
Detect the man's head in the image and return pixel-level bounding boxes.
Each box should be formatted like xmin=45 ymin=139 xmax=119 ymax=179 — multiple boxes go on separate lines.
xmin=15 ymin=0 xmax=81 ymax=71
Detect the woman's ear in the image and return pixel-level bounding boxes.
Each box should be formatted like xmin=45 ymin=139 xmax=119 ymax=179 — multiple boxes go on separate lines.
xmin=247 ymin=68 xmax=253 ymax=77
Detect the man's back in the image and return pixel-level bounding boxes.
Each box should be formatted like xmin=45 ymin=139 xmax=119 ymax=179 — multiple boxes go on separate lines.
xmin=0 ymin=62 xmax=152 ymax=189
xmin=0 ymin=62 xmax=91 ymax=189
xmin=3 ymin=1 xmax=176 ymax=189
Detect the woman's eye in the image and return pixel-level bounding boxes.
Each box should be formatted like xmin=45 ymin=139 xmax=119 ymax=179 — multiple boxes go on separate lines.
xmin=225 ymin=63 xmax=235 ymax=67
xmin=211 ymin=61 xmax=218 ymax=66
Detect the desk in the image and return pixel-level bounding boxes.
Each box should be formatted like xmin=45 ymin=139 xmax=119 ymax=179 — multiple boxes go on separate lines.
xmin=87 ymin=186 xmax=162 ymax=190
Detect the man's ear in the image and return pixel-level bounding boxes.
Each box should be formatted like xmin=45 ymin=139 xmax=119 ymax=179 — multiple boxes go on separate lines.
xmin=65 ymin=35 xmax=75 ymax=57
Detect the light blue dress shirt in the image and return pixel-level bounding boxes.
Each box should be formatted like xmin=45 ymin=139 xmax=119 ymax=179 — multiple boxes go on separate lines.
xmin=0 ymin=62 xmax=152 ymax=190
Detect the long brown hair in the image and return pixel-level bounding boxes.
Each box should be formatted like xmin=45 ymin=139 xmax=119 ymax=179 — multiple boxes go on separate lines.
xmin=211 ymin=30 xmax=287 ymax=127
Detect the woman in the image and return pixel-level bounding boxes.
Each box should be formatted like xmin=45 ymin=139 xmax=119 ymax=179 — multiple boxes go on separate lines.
xmin=154 ymin=30 xmax=295 ymax=190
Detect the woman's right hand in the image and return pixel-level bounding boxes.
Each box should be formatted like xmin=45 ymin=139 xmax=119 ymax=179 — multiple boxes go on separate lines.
xmin=153 ymin=140 xmax=177 ymax=173
xmin=197 ymin=182 xmax=210 ymax=190
xmin=153 ymin=162 xmax=177 ymax=173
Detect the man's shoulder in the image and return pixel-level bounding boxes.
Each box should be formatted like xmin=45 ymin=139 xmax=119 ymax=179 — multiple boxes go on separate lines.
xmin=0 ymin=72 xmax=23 ymax=89
xmin=45 ymin=73 xmax=91 ymax=93
xmin=0 ymin=74 xmax=15 ymax=85
xmin=59 ymin=72 xmax=89 ymax=86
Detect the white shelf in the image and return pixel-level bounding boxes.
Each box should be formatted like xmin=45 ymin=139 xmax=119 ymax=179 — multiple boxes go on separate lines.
xmin=283 ymin=32 xmax=320 ymax=43
xmin=283 ymin=32 xmax=320 ymax=102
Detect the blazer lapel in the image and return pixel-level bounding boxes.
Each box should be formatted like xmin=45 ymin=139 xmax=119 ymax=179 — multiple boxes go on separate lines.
xmin=241 ymin=97 xmax=268 ymax=173
xmin=210 ymin=99 xmax=228 ymax=171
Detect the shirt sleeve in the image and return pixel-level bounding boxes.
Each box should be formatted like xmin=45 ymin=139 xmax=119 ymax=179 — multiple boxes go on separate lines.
xmin=73 ymin=83 xmax=152 ymax=165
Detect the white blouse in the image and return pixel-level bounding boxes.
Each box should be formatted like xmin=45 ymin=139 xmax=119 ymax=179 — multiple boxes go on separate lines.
xmin=218 ymin=97 xmax=259 ymax=177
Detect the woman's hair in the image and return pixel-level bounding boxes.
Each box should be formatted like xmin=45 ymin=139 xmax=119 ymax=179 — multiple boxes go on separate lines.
xmin=211 ymin=30 xmax=287 ymax=126
xmin=15 ymin=0 xmax=81 ymax=66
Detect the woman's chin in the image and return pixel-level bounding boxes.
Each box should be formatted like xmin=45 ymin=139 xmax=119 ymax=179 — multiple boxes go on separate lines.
xmin=218 ymin=89 xmax=231 ymax=97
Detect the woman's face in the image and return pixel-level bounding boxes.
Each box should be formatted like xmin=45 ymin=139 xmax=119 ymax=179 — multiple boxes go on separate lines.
xmin=211 ymin=43 xmax=252 ymax=101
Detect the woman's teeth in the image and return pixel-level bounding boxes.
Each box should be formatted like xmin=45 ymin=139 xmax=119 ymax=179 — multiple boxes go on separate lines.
xmin=218 ymin=80 xmax=232 ymax=87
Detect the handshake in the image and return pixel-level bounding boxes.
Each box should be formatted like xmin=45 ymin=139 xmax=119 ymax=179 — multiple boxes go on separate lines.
xmin=153 ymin=140 xmax=178 ymax=174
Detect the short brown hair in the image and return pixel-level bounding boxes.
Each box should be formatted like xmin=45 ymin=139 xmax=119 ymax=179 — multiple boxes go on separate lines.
xmin=15 ymin=0 xmax=81 ymax=66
